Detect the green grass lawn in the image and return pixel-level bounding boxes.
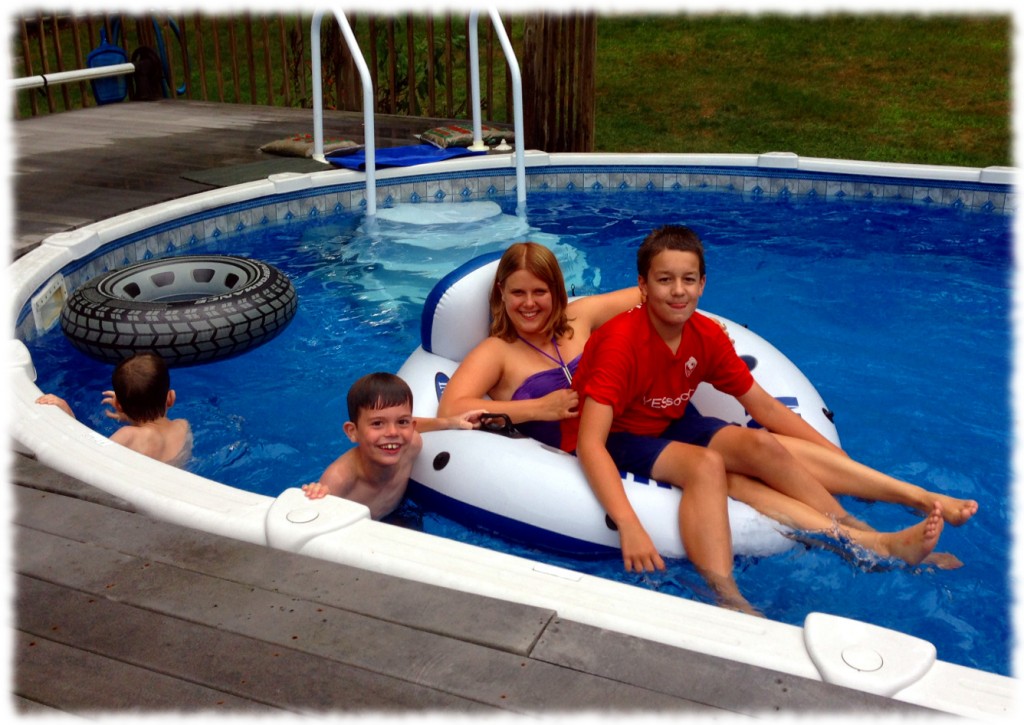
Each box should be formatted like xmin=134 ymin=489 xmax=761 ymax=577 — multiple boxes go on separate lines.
xmin=593 ymin=14 xmax=1010 ymax=167
xmin=13 ymin=12 xmax=1010 ymax=168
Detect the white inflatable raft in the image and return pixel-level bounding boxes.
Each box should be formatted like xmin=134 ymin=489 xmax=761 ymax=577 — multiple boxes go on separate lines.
xmin=398 ymin=251 xmax=841 ymax=559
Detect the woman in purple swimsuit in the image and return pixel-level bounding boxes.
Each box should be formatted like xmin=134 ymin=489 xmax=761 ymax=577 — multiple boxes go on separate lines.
xmin=439 ymin=242 xmax=640 ymax=449
xmin=438 ymin=242 xmax=978 ymax=552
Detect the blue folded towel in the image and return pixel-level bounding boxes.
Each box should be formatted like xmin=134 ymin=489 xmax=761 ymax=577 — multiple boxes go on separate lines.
xmin=327 ymin=144 xmax=486 ymax=170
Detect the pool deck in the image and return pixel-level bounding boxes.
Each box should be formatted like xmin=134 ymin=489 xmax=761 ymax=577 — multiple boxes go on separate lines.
xmin=8 ymin=101 xmax=947 ymax=716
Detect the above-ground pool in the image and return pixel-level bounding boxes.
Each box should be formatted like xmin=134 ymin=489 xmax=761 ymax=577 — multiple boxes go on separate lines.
xmin=10 ymin=151 xmax=1016 ymax=717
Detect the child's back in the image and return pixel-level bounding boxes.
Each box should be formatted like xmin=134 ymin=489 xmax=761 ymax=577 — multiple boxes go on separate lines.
xmin=36 ymin=351 xmax=192 ymax=467
xmin=112 ymin=416 xmax=192 ymax=466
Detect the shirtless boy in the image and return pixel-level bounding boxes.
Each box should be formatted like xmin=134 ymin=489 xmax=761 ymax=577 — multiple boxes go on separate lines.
xmin=36 ymin=351 xmax=192 ymax=466
xmin=302 ymin=372 xmax=484 ymax=519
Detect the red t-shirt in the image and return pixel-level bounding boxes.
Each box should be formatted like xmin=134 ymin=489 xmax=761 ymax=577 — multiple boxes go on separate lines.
xmin=560 ymin=305 xmax=754 ymax=452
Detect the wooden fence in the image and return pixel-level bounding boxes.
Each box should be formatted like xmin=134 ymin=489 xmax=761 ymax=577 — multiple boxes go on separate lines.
xmin=12 ymin=11 xmax=596 ymax=152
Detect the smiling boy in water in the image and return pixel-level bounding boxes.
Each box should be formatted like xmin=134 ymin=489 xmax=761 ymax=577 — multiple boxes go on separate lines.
xmin=302 ymin=372 xmax=485 ymax=519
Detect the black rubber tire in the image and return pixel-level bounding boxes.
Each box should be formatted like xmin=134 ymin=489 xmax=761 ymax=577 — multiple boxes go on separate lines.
xmin=60 ymin=255 xmax=298 ymax=367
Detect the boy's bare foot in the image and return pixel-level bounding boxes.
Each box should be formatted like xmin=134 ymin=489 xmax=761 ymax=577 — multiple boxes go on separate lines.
xmin=719 ymin=595 xmax=765 ymax=618
xmin=700 ymin=570 xmax=763 ymax=617
xmin=923 ymin=551 xmax=963 ymax=570
xmin=874 ymin=502 xmax=944 ymax=565
xmin=927 ymin=494 xmax=978 ymax=526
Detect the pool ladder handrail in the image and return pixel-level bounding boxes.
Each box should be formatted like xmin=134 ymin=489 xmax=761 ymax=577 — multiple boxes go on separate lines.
xmin=310 ymin=9 xmax=377 ymax=216
xmin=310 ymin=7 xmax=527 ymax=215
xmin=469 ymin=8 xmax=526 ymax=209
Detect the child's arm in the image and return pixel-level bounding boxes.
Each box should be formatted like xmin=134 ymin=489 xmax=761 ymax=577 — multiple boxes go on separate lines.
xmin=302 ymin=453 xmax=357 ymax=500
xmin=35 ymin=393 xmax=75 ymax=418
xmin=414 ymin=409 xmax=487 ymax=433
xmin=101 ymin=390 xmax=131 ymax=422
xmin=737 ymin=382 xmax=845 ymax=455
xmin=576 ymin=399 xmax=665 ymax=573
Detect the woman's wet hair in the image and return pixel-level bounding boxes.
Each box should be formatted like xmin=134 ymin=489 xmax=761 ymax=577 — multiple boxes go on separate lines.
xmin=637 ymin=225 xmax=706 ymax=279
xmin=347 ymin=372 xmax=413 ymax=422
xmin=112 ymin=352 xmax=171 ymax=423
xmin=490 ymin=242 xmax=572 ymax=342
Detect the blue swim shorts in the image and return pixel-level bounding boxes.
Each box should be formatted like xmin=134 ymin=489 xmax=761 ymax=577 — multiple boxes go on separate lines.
xmin=604 ymin=407 xmax=736 ymax=479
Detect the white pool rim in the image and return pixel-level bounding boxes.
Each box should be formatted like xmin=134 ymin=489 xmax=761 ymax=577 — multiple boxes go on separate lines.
xmin=8 ymin=150 xmax=1017 ymax=718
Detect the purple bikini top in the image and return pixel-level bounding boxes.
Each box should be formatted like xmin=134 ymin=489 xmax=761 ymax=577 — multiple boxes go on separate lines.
xmin=510 ymin=354 xmax=581 ymax=401
xmin=508 ymin=355 xmax=581 ymax=448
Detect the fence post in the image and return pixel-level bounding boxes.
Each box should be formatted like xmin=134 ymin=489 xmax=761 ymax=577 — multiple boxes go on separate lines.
xmin=522 ymin=13 xmax=596 ymax=153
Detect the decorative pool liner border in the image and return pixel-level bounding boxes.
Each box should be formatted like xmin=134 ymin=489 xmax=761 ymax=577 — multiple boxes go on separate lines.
xmin=14 ymin=163 xmax=1014 ymax=341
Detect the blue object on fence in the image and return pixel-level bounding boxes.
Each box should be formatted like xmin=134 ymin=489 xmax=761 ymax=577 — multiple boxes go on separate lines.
xmin=153 ymin=18 xmax=188 ymax=96
xmin=86 ymin=29 xmax=128 ymax=105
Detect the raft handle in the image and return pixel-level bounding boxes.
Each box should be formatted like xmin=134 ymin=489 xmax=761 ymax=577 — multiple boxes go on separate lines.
xmin=479 ymin=413 xmax=526 ymax=439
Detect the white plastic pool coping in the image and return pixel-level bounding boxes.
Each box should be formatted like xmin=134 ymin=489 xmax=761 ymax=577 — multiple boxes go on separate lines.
xmin=8 ymin=151 xmax=1018 ymax=719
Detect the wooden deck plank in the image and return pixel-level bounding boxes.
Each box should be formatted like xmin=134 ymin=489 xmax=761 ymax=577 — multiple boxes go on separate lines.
xmin=14 ymin=631 xmax=279 ymax=713
xmin=16 ymin=576 xmax=490 ymax=713
xmin=531 ymin=617 xmax=931 ymax=716
xmin=11 ymin=476 xmax=554 ymax=656
xmin=11 ymin=100 xmax=498 ymax=257
xmin=10 ymin=695 xmax=70 ymax=716
xmin=12 ymin=478 xmax=716 ymax=713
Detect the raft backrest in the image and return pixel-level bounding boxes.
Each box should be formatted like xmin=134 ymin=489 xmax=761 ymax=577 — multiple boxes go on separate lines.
xmin=421 ymin=252 xmax=502 ymax=362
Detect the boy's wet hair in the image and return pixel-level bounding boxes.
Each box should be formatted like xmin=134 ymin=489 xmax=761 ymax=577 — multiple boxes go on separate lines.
xmin=347 ymin=372 xmax=413 ymax=422
xmin=637 ymin=225 xmax=706 ymax=279
xmin=490 ymin=242 xmax=572 ymax=343
xmin=112 ymin=352 xmax=171 ymax=423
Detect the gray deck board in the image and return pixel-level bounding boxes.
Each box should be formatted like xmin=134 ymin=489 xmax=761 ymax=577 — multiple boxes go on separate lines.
xmin=16 ymin=577 xmax=489 ymax=713
xmin=11 ymin=459 xmax=717 ymax=714
xmin=15 ymin=630 xmax=280 ymax=713
xmin=530 ymin=618 xmax=926 ymax=715
xmin=9 ymin=100 xmax=938 ymax=717
xmin=13 ymin=479 xmax=554 ymax=655
xmin=11 ymin=100 xmax=481 ymax=257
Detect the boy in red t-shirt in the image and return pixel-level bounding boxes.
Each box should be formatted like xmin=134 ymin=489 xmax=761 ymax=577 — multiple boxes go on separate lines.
xmin=565 ymin=225 xmax=943 ymax=614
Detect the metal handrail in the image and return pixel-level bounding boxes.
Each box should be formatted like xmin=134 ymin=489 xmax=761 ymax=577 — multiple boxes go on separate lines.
xmin=9 ymin=63 xmax=135 ymax=91
xmin=309 ymin=8 xmax=527 ymax=216
xmin=311 ymin=9 xmax=377 ymax=217
xmin=469 ymin=9 xmax=526 ymax=210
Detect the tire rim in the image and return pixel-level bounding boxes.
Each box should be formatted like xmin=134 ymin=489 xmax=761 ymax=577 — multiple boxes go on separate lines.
xmin=97 ymin=256 xmax=265 ymax=304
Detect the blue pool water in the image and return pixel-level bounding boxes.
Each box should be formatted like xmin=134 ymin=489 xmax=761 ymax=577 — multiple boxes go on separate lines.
xmin=27 ymin=188 xmax=1012 ymax=676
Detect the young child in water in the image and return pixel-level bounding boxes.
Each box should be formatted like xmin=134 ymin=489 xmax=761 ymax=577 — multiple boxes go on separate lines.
xmin=302 ymin=372 xmax=485 ymax=519
xmin=36 ymin=351 xmax=192 ymax=467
